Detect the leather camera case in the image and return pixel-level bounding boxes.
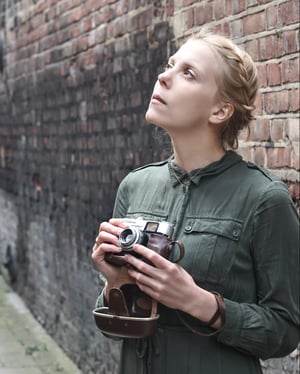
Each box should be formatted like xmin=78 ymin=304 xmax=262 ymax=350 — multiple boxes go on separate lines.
xmin=93 ymin=235 xmax=184 ymax=338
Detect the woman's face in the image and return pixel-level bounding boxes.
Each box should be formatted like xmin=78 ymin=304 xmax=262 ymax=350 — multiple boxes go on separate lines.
xmin=145 ymin=39 xmax=221 ymax=133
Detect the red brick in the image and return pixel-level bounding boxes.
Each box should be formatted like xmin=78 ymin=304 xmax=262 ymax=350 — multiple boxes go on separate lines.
xmin=249 ymin=118 xmax=270 ymax=141
xmin=78 ymin=35 xmax=89 ymax=52
xmin=282 ymin=30 xmax=298 ymax=54
xmin=243 ymin=12 xmax=265 ymax=35
xmin=104 ymin=5 xmax=115 ymax=22
xmin=252 ymin=146 xmax=267 ymax=167
xmin=258 ymin=36 xmax=274 ymax=61
xmin=270 ymin=119 xmax=285 ymax=142
xmin=213 ymin=0 xmax=225 ymax=20
xmin=82 ymin=18 xmax=93 ymax=33
xmin=282 ymin=58 xmax=299 ymax=84
xmin=264 ymin=90 xmax=289 ymax=114
xmin=167 ymin=0 xmax=175 ymax=16
xmin=265 ymin=4 xmax=279 ymax=29
xmin=194 ymin=3 xmax=213 ymax=25
xmin=287 ymin=182 xmax=300 ymax=203
xmin=36 ymin=1 xmax=47 ymax=13
xmin=185 ymin=8 xmax=194 ymax=29
xmin=290 ymin=141 xmax=299 ymax=170
xmin=286 ymin=118 xmax=300 ymax=141
xmin=225 ymin=0 xmax=232 ymax=14
xmin=244 ymin=38 xmax=259 ymax=61
xmin=69 ymin=7 xmax=82 ymax=24
xmin=137 ymin=9 xmax=152 ymax=30
xmin=267 ymin=62 xmax=282 ymax=86
xmin=289 ymin=87 xmax=300 ymax=112
xmin=229 ymin=0 xmax=246 ymax=14
xmin=214 ymin=22 xmax=230 ymax=36
xmin=279 ymin=0 xmax=300 ymax=25
xmin=230 ymin=19 xmax=243 ymax=38
xmin=70 ymin=24 xmax=81 ymax=38
xmin=266 ymin=146 xmax=291 ymax=168
xmin=256 ymin=64 xmax=267 ymax=88
xmin=254 ymin=93 xmax=263 ymax=115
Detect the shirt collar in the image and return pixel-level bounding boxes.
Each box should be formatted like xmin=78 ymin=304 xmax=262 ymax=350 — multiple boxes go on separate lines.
xmin=168 ymin=151 xmax=242 ymax=187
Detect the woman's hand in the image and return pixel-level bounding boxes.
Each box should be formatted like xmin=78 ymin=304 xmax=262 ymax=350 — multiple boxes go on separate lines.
xmin=125 ymin=244 xmax=219 ymax=325
xmin=91 ymin=218 xmax=128 ymax=286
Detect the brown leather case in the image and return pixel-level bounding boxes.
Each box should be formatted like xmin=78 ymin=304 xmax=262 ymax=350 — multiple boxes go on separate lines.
xmin=93 ymin=267 xmax=159 ymax=338
xmin=94 ymin=238 xmax=184 ymax=338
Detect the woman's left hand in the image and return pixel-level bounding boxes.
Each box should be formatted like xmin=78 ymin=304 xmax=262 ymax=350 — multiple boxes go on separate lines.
xmin=124 ymin=243 xmax=200 ymax=313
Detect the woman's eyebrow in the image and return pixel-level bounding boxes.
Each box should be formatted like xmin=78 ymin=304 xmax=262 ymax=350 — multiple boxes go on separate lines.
xmin=166 ymin=55 xmax=206 ymax=80
xmin=167 ymin=56 xmax=175 ymax=64
xmin=168 ymin=56 xmax=201 ymax=71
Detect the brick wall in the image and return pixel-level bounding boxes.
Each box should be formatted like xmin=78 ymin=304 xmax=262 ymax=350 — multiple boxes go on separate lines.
xmin=0 ymin=1 xmax=299 ymax=373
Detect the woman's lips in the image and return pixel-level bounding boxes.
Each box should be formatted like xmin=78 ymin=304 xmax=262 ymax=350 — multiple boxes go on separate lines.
xmin=151 ymin=94 xmax=167 ymax=104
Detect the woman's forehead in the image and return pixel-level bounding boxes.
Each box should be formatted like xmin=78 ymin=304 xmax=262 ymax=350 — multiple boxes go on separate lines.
xmin=173 ymin=39 xmax=215 ymax=60
xmin=170 ymin=39 xmax=219 ymax=74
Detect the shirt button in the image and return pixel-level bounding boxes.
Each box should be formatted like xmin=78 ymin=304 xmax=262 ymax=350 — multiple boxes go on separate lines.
xmin=232 ymin=228 xmax=240 ymax=238
xmin=185 ymin=225 xmax=192 ymax=232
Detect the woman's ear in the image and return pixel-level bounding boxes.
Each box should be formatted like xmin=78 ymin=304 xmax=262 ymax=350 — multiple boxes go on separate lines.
xmin=209 ymin=103 xmax=234 ymax=125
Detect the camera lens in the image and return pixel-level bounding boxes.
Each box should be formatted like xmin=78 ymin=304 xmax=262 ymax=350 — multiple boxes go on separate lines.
xmin=119 ymin=228 xmax=148 ymax=251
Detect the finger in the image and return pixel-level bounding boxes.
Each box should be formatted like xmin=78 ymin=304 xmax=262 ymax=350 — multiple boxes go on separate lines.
xmin=124 ymin=253 xmax=158 ymax=275
xmin=127 ymin=267 xmax=162 ymax=301
xmin=108 ymin=218 xmax=130 ymax=228
xmin=99 ymin=221 xmax=123 ymax=236
xmin=131 ymin=244 xmax=170 ymax=269
xmin=92 ymin=242 xmax=98 ymax=252
xmin=97 ymin=232 xmax=114 ymax=246
xmin=127 ymin=267 xmax=155 ymax=289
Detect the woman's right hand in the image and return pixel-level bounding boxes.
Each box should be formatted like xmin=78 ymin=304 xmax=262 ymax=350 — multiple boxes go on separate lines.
xmin=91 ymin=218 xmax=128 ymax=287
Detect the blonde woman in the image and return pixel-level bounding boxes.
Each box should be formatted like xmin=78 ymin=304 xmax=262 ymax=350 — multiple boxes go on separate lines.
xmin=92 ymin=30 xmax=299 ymax=374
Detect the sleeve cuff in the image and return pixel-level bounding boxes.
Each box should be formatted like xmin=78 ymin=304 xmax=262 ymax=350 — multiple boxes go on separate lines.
xmin=217 ymin=298 xmax=242 ymax=345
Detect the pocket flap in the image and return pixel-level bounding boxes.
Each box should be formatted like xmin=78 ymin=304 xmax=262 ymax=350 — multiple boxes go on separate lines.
xmin=184 ymin=218 xmax=242 ymax=241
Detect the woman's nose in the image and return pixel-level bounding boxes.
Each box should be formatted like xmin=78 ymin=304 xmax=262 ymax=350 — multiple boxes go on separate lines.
xmin=158 ymin=69 xmax=171 ymax=88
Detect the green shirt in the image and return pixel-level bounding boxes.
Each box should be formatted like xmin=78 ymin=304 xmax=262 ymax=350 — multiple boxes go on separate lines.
xmin=96 ymin=151 xmax=299 ymax=374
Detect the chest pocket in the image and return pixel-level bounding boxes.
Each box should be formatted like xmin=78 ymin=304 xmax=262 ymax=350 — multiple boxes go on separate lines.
xmin=181 ymin=218 xmax=243 ymax=291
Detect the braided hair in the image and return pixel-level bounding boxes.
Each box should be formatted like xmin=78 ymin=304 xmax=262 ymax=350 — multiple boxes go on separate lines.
xmin=191 ymin=30 xmax=258 ymax=149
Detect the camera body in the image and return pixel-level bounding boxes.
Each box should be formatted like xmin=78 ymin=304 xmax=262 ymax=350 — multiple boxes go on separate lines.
xmin=119 ymin=220 xmax=173 ymax=250
xmin=105 ymin=219 xmax=184 ymax=266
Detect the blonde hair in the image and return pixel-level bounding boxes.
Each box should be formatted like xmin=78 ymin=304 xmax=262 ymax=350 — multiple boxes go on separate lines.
xmin=191 ymin=30 xmax=258 ymax=149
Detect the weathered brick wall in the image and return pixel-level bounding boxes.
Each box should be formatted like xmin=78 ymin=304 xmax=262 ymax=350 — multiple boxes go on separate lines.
xmin=0 ymin=1 xmax=298 ymax=373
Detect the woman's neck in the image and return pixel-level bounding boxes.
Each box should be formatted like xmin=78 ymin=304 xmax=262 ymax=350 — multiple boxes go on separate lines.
xmin=170 ymin=132 xmax=226 ymax=172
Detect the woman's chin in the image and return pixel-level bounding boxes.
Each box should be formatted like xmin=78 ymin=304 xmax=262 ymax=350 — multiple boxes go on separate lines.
xmin=145 ymin=109 xmax=154 ymax=123
xmin=145 ymin=111 xmax=166 ymax=128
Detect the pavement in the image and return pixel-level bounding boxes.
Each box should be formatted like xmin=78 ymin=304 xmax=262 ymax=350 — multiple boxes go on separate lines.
xmin=0 ymin=273 xmax=82 ymax=374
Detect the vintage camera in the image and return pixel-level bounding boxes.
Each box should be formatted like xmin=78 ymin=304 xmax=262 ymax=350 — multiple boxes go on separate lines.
xmin=105 ymin=219 xmax=184 ymax=266
xmin=94 ymin=219 xmax=185 ymax=338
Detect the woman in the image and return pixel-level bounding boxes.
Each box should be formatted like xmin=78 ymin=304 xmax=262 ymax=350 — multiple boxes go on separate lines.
xmin=92 ymin=30 xmax=299 ymax=374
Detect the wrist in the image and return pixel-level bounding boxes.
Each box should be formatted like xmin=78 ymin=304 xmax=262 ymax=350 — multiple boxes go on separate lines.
xmin=177 ymin=289 xmax=226 ymax=337
xmin=103 ymin=282 xmax=111 ymax=304
xmin=183 ymin=286 xmax=219 ymax=325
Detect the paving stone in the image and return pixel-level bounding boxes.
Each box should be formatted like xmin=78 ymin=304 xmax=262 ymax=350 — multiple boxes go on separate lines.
xmin=0 ymin=275 xmax=81 ymax=374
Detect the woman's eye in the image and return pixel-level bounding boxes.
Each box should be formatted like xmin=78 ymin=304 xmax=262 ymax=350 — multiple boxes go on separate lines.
xmin=164 ymin=63 xmax=173 ymax=71
xmin=183 ymin=69 xmax=194 ymax=78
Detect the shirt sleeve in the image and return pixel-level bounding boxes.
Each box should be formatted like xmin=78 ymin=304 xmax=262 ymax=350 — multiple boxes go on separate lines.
xmin=95 ymin=176 xmax=130 ymax=307
xmin=94 ymin=179 xmax=130 ymax=340
xmin=217 ymin=185 xmax=300 ymax=359
xmin=95 ymin=289 xmax=106 ymax=308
